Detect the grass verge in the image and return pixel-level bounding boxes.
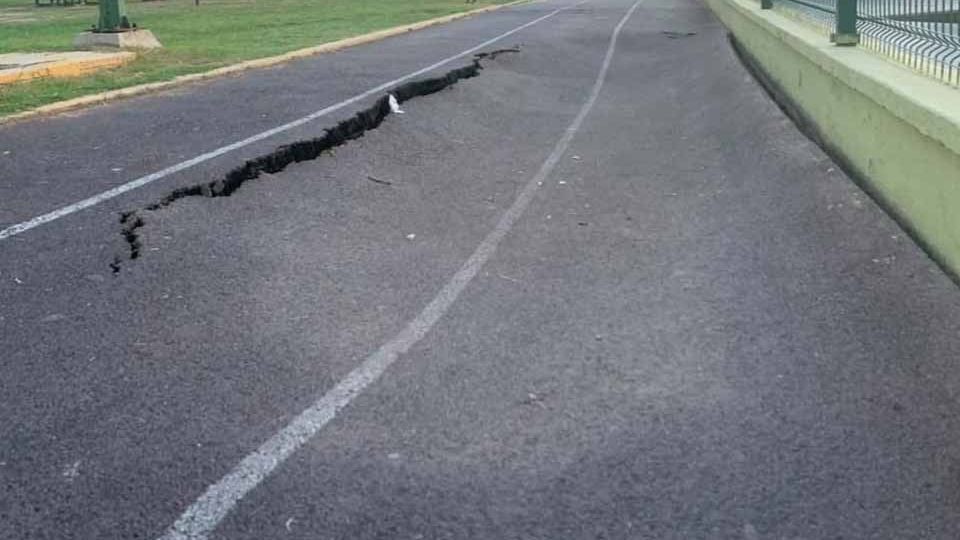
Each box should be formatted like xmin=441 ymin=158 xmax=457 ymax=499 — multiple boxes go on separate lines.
xmin=0 ymin=0 xmax=515 ymax=116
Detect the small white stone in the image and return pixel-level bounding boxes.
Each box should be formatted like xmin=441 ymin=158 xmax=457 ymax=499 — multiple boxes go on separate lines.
xmin=62 ymin=460 xmax=81 ymax=481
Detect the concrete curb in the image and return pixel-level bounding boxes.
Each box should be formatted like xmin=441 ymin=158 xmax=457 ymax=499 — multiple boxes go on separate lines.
xmin=705 ymin=0 xmax=960 ymax=279
xmin=0 ymin=0 xmax=531 ymax=126
xmin=0 ymin=52 xmax=136 ymax=85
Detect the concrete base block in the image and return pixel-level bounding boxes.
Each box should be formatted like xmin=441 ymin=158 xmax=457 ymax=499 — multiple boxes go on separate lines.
xmin=73 ymin=29 xmax=162 ymax=50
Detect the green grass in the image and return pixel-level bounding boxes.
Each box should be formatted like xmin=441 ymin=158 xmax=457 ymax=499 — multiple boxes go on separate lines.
xmin=0 ymin=0 xmax=514 ymax=115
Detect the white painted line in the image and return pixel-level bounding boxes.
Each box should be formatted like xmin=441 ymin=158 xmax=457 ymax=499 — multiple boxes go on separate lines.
xmin=0 ymin=1 xmax=580 ymax=242
xmin=157 ymin=1 xmax=641 ymax=538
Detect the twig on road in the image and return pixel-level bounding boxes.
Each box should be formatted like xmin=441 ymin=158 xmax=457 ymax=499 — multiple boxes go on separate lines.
xmin=366 ymin=175 xmax=394 ymax=186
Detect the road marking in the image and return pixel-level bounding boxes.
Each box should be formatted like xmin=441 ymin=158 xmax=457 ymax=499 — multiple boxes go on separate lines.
xmin=157 ymin=1 xmax=641 ymax=538
xmin=0 ymin=1 xmax=581 ymax=242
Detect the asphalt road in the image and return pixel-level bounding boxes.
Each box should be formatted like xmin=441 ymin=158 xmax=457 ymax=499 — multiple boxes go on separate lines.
xmin=4 ymin=0 xmax=960 ymax=538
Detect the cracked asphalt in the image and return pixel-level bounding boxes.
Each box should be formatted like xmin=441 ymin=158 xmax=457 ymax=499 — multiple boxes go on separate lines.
xmin=4 ymin=0 xmax=960 ymax=538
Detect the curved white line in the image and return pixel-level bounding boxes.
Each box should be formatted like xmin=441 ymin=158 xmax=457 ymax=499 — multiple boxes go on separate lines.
xmin=0 ymin=1 xmax=581 ymax=242
xmin=158 ymin=1 xmax=641 ymax=538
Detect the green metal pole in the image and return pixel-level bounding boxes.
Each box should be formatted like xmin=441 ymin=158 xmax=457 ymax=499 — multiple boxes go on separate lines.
xmin=97 ymin=0 xmax=130 ymax=32
xmin=832 ymin=0 xmax=859 ymax=45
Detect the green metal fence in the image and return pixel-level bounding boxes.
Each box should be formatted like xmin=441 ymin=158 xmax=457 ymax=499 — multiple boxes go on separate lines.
xmin=766 ymin=0 xmax=960 ymax=86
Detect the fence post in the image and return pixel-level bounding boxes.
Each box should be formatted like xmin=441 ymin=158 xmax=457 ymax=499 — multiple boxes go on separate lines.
xmin=832 ymin=0 xmax=859 ymax=45
xmin=761 ymin=0 xmax=772 ymax=10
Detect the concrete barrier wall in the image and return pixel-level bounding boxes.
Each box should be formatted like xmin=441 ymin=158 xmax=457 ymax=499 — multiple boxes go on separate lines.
xmin=705 ymin=0 xmax=960 ymax=278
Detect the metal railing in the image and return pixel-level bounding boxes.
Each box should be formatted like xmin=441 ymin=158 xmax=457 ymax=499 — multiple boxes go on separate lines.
xmin=766 ymin=0 xmax=960 ymax=86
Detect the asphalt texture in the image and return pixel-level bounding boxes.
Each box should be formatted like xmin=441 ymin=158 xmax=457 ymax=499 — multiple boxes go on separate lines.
xmin=3 ymin=0 xmax=960 ymax=538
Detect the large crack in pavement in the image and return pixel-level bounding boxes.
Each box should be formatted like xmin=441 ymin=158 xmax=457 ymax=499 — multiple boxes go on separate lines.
xmin=111 ymin=47 xmax=520 ymax=273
